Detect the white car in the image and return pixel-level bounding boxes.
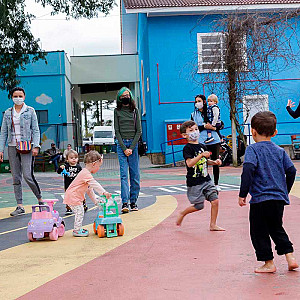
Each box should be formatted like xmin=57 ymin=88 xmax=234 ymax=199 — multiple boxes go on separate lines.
xmin=82 ymin=137 xmax=93 ymax=145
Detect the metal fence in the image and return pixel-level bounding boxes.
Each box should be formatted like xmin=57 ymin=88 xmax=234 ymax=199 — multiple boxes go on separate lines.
xmin=161 ymin=121 xmax=300 ymax=166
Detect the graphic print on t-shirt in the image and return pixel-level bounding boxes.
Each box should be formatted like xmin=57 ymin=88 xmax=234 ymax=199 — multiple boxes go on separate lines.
xmin=193 ymin=150 xmax=208 ymax=178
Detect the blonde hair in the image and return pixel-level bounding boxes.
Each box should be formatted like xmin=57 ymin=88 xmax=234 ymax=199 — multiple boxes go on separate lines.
xmin=66 ymin=149 xmax=78 ymax=160
xmin=84 ymin=150 xmax=102 ymax=164
xmin=207 ymin=94 xmax=218 ymax=104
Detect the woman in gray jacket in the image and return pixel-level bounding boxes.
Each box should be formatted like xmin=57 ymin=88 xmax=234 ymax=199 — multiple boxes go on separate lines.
xmin=0 ymin=87 xmax=43 ymax=216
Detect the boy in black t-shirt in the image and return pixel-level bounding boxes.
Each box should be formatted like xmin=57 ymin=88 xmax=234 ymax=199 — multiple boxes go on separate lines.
xmin=176 ymin=120 xmax=225 ymax=231
xmin=57 ymin=149 xmax=87 ymax=215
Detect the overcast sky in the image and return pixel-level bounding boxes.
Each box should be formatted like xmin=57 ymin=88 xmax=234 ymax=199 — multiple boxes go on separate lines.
xmin=25 ymin=0 xmax=121 ymax=57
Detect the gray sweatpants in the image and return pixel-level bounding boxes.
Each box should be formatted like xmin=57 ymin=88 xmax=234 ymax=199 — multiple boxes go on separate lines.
xmin=8 ymin=146 xmax=42 ymax=205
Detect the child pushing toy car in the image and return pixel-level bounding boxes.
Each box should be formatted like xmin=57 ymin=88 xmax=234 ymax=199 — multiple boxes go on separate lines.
xmin=63 ymin=150 xmax=111 ymax=237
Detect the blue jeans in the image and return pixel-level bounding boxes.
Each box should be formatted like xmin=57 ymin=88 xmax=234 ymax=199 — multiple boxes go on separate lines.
xmin=51 ymin=154 xmax=60 ymax=171
xmin=117 ymin=139 xmax=140 ymax=204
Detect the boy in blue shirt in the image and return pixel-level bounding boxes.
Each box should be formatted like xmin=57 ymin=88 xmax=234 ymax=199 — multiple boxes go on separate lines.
xmin=176 ymin=120 xmax=225 ymax=231
xmin=239 ymin=111 xmax=298 ymax=273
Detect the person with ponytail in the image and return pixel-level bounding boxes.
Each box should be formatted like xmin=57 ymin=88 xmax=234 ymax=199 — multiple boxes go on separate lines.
xmin=114 ymin=87 xmax=142 ymax=213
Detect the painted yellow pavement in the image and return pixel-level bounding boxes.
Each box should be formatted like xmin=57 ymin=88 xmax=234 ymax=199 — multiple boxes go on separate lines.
xmin=0 ymin=205 xmax=33 ymax=221
xmin=0 ymin=195 xmax=177 ymax=300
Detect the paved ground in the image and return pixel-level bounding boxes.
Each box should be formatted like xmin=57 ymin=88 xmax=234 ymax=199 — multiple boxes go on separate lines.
xmin=1 ymin=158 xmax=300 ymax=299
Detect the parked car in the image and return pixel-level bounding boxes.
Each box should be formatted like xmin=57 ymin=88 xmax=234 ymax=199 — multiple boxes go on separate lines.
xmin=82 ymin=137 xmax=93 ymax=145
xmin=93 ymin=126 xmax=114 ymax=146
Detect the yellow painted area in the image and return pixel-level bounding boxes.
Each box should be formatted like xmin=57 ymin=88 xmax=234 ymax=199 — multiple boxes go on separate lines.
xmin=290 ymin=181 xmax=300 ymax=198
xmin=0 ymin=205 xmax=33 ymax=220
xmin=0 ymin=195 xmax=177 ymax=300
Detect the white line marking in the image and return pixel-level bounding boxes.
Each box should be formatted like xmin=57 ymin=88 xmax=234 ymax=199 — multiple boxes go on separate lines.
xmin=219 ymin=183 xmax=240 ymax=187
xmin=169 ymin=186 xmax=187 ymax=192
xmin=157 ymin=187 xmax=177 ymax=193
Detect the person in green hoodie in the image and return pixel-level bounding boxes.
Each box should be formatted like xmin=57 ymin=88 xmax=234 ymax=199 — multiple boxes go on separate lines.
xmin=114 ymin=87 xmax=142 ymax=213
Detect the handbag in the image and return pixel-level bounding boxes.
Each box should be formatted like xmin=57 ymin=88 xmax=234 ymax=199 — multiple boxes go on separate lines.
xmin=133 ymin=109 xmax=147 ymax=156
xmin=11 ymin=109 xmax=32 ymax=154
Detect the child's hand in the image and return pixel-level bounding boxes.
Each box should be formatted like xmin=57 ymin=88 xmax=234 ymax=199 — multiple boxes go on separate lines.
xmin=214 ymin=159 xmax=222 ymax=166
xmin=201 ymin=151 xmax=211 ymax=158
xmin=238 ymin=197 xmax=246 ymax=207
xmin=103 ymin=192 xmax=111 ymax=199
xmin=60 ymin=165 xmax=65 ymax=169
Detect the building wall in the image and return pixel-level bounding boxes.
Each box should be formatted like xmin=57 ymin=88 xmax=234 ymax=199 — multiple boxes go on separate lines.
xmin=0 ymin=51 xmax=73 ymax=154
xmin=136 ymin=13 xmax=300 ymax=163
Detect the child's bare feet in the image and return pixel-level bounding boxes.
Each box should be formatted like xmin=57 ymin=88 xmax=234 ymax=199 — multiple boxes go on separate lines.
xmin=176 ymin=213 xmax=184 ymax=226
xmin=210 ymin=224 xmax=226 ymax=231
xmin=255 ymin=261 xmax=276 ymax=273
xmin=285 ymin=253 xmax=299 ymax=271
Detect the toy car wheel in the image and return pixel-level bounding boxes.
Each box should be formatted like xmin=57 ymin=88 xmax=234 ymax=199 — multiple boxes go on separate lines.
xmin=93 ymin=222 xmax=97 ymax=234
xmin=117 ymin=223 xmax=125 ymax=236
xmin=49 ymin=227 xmax=58 ymax=241
xmin=97 ymin=225 xmax=105 ymax=238
xmin=27 ymin=232 xmax=36 ymax=242
xmin=58 ymin=224 xmax=65 ymax=237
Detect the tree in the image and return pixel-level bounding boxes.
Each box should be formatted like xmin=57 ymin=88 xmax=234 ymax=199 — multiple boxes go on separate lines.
xmin=195 ymin=10 xmax=300 ymax=165
xmin=82 ymin=101 xmax=93 ymax=137
xmin=0 ymin=0 xmax=116 ymax=92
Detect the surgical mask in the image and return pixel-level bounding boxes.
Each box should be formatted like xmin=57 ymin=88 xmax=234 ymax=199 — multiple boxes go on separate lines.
xmin=121 ymin=97 xmax=130 ymax=105
xmin=195 ymin=102 xmax=203 ymax=110
xmin=188 ymin=130 xmax=200 ymax=141
xmin=13 ymin=98 xmax=24 ymax=106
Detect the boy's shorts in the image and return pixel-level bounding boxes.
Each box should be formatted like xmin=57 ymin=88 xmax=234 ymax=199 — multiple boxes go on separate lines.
xmin=187 ymin=180 xmax=218 ymax=210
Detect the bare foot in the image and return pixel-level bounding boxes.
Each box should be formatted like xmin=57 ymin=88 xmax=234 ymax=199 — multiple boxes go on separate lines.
xmin=255 ymin=262 xmax=276 ymax=273
xmin=286 ymin=253 xmax=299 ymax=271
xmin=210 ymin=225 xmax=226 ymax=231
xmin=176 ymin=213 xmax=184 ymax=226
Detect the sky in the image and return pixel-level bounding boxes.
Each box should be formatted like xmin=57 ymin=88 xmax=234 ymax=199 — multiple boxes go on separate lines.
xmin=25 ymin=0 xmax=121 ymax=57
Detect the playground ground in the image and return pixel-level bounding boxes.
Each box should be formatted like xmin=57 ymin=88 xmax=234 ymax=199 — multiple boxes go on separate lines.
xmin=1 ymin=160 xmax=300 ymax=299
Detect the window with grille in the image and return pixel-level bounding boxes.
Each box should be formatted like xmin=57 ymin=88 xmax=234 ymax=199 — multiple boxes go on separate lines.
xmin=197 ymin=33 xmax=226 ymax=73
xmin=197 ymin=32 xmax=247 ymax=73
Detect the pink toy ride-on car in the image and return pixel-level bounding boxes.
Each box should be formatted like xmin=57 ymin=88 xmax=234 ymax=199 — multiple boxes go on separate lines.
xmin=27 ymin=199 xmax=65 ymax=242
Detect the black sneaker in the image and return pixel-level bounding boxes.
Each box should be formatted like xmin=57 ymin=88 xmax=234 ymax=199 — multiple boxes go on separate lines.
xmin=10 ymin=206 xmax=25 ymax=217
xmin=65 ymin=208 xmax=73 ymax=215
xmin=122 ymin=203 xmax=129 ymax=213
xmin=204 ymin=137 xmax=215 ymax=144
xmin=130 ymin=203 xmax=139 ymax=211
xmin=83 ymin=204 xmax=88 ymax=212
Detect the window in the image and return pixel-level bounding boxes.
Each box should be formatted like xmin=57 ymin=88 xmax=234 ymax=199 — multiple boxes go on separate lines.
xmin=94 ymin=131 xmax=113 ymax=138
xmin=197 ymin=32 xmax=247 ymax=73
xmin=36 ymin=110 xmax=48 ymax=124
xmin=197 ymin=33 xmax=226 ymax=73
xmin=243 ymin=94 xmax=269 ymax=144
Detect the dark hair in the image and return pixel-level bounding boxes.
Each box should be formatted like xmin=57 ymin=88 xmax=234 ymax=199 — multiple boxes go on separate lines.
xmin=67 ymin=144 xmax=72 ymax=147
xmin=251 ymin=111 xmax=277 ymax=137
xmin=116 ymin=97 xmax=136 ymax=112
xmin=10 ymin=87 xmax=25 ymax=98
xmin=116 ymin=87 xmax=136 ymax=112
xmin=180 ymin=120 xmax=196 ymax=134
xmin=194 ymin=94 xmax=208 ymax=123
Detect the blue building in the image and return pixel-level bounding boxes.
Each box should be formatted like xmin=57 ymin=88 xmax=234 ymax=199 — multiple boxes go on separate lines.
xmin=0 ymin=51 xmax=79 ymax=159
xmin=122 ymin=0 xmax=300 ymax=163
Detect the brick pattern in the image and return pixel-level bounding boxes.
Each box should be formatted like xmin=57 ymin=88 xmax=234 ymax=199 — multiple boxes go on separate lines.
xmin=124 ymin=0 xmax=300 ymax=9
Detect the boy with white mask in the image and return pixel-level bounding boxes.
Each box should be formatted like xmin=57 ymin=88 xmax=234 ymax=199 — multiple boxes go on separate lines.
xmin=176 ymin=120 xmax=225 ymax=231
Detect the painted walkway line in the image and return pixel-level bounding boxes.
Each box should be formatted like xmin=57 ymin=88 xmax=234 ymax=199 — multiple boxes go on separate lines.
xmin=0 ymin=195 xmax=177 ymax=300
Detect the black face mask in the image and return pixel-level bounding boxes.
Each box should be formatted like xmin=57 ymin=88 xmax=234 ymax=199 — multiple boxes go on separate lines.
xmin=121 ymin=97 xmax=130 ymax=105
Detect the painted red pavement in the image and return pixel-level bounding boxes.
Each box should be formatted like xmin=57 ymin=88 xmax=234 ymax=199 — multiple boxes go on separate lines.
xmin=20 ymin=191 xmax=300 ymax=300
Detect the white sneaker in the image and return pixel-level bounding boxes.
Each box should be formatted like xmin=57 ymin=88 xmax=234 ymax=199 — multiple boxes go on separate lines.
xmin=216 ymin=185 xmax=221 ymax=192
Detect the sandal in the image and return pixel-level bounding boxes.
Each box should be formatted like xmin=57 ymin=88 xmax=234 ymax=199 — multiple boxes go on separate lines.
xmin=73 ymin=228 xmax=89 ymax=237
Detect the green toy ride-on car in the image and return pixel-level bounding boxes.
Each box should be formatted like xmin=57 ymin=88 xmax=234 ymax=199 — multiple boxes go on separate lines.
xmin=93 ymin=194 xmax=124 ymax=238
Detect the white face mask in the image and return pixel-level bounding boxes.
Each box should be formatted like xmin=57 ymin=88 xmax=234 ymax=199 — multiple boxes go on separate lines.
xmin=195 ymin=102 xmax=203 ymax=110
xmin=188 ymin=130 xmax=200 ymax=141
xmin=13 ymin=98 xmax=24 ymax=106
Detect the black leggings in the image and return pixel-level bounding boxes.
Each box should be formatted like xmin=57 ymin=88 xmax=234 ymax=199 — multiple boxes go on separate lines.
xmin=205 ymin=143 xmax=220 ymax=185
